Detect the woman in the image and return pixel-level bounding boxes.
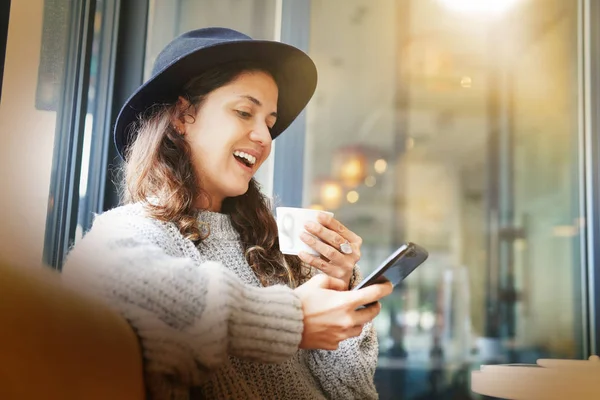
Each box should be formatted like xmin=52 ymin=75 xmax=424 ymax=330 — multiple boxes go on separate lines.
xmin=62 ymin=27 xmax=392 ymax=399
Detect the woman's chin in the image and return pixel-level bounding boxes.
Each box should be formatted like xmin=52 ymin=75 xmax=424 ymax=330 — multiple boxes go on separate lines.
xmin=226 ymin=183 xmax=250 ymax=198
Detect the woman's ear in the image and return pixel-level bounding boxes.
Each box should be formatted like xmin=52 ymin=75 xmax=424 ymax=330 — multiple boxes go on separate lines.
xmin=176 ymin=96 xmax=191 ymax=111
xmin=172 ymin=96 xmax=192 ymax=135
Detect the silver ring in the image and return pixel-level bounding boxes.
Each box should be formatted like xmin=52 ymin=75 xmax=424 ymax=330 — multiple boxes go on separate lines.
xmin=340 ymin=240 xmax=353 ymax=255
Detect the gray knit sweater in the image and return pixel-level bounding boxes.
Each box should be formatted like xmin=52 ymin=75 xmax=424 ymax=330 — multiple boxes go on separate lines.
xmin=61 ymin=203 xmax=379 ymax=399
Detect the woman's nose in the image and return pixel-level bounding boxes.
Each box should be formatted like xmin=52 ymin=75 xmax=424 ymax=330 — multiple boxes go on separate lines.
xmin=249 ymin=123 xmax=273 ymax=146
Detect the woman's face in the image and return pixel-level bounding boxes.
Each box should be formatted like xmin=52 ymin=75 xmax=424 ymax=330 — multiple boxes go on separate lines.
xmin=179 ymin=71 xmax=278 ymax=211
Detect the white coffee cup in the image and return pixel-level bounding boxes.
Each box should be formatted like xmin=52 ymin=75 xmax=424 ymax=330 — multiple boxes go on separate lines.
xmin=276 ymin=207 xmax=333 ymax=256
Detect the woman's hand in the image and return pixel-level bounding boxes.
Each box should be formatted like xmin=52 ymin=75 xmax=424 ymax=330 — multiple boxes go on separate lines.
xmin=298 ymin=212 xmax=362 ymax=287
xmin=294 ymin=274 xmax=392 ymax=351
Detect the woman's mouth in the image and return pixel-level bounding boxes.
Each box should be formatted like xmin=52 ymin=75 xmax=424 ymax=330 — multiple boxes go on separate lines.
xmin=233 ymin=151 xmax=256 ymax=171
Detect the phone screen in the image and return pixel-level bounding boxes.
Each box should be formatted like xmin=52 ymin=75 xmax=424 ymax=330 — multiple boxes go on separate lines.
xmin=353 ymin=243 xmax=428 ymax=290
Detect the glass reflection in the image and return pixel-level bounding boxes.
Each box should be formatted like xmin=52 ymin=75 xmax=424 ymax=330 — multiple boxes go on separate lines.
xmin=304 ymin=0 xmax=582 ymax=398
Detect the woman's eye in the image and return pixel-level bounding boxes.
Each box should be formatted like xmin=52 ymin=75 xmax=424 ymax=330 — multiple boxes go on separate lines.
xmin=236 ymin=110 xmax=252 ymax=118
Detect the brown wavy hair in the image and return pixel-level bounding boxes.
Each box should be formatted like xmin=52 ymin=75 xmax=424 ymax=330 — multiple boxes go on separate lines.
xmin=121 ymin=61 xmax=310 ymax=287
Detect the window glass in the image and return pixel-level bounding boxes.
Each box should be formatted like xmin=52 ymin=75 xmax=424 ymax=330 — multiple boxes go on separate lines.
xmin=76 ymin=0 xmax=117 ymax=241
xmin=299 ymin=0 xmax=583 ymax=397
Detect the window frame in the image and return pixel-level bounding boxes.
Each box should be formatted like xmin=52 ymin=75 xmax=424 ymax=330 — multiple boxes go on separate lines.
xmin=43 ymin=0 xmax=97 ymax=269
xmin=43 ymin=0 xmax=149 ymax=269
xmin=582 ymin=0 xmax=600 ymax=356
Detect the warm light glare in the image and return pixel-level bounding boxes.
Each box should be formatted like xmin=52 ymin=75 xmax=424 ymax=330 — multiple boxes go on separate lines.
xmin=340 ymin=158 xmax=366 ymax=187
xmin=320 ymin=181 xmax=343 ymax=209
xmin=437 ymin=0 xmax=521 ymax=15
xmin=460 ymin=76 xmax=472 ymax=88
xmin=365 ymin=175 xmax=376 ymax=187
xmin=346 ymin=191 xmax=359 ymax=203
xmin=309 ymin=204 xmax=325 ymax=211
xmin=374 ymin=159 xmax=387 ymax=174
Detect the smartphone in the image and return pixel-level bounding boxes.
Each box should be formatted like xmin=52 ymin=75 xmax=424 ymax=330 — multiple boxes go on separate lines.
xmin=353 ymin=242 xmax=428 ymax=291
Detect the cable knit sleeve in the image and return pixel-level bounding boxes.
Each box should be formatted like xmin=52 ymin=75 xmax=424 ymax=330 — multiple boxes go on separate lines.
xmin=300 ymin=264 xmax=379 ymax=400
xmin=61 ymin=207 xmax=304 ymax=398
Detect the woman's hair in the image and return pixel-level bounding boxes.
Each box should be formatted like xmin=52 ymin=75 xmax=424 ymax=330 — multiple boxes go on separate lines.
xmin=121 ymin=61 xmax=310 ymax=287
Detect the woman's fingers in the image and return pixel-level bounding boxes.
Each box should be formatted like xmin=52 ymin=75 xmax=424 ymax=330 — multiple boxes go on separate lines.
xmin=304 ymin=220 xmax=348 ymax=250
xmin=297 ymin=251 xmax=340 ymax=278
xmin=303 ymin=219 xmax=362 ymax=260
xmin=295 ymin=276 xmax=393 ymax=351
xmin=306 ymin=273 xmax=347 ymax=291
xmin=353 ymin=302 xmax=382 ymax=325
xmin=345 ymin=324 xmax=365 ymax=339
xmin=299 ymin=232 xmax=346 ymax=264
xmin=317 ymin=212 xmax=362 ymax=245
xmin=347 ymin=281 xmax=393 ymax=309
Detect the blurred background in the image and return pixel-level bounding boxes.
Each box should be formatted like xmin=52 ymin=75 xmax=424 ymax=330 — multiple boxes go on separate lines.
xmin=1 ymin=0 xmax=599 ymax=399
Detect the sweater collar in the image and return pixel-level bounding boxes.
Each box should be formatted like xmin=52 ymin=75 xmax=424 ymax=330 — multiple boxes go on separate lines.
xmin=144 ymin=197 xmax=240 ymax=241
xmin=197 ymin=210 xmax=239 ymax=241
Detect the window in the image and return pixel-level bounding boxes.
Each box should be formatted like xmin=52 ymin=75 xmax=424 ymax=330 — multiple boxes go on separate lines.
xmin=76 ymin=0 xmax=121 ymax=240
xmin=37 ymin=0 xmax=146 ymax=267
xmin=0 ymin=0 xmax=100 ymax=269
xmin=37 ymin=0 xmax=120 ymax=268
xmin=275 ymin=0 xmax=586 ymax=397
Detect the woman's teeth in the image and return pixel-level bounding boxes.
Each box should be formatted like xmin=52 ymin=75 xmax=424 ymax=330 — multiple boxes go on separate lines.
xmin=233 ymin=151 xmax=256 ymax=166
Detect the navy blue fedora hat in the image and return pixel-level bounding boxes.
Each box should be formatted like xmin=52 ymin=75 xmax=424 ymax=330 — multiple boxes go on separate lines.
xmin=114 ymin=27 xmax=318 ymax=160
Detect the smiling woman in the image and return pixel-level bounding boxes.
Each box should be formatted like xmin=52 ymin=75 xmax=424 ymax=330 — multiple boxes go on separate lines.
xmin=61 ymin=27 xmax=393 ymax=400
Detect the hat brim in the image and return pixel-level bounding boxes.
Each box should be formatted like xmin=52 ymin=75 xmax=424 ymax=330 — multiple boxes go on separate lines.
xmin=114 ymin=40 xmax=317 ymax=160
